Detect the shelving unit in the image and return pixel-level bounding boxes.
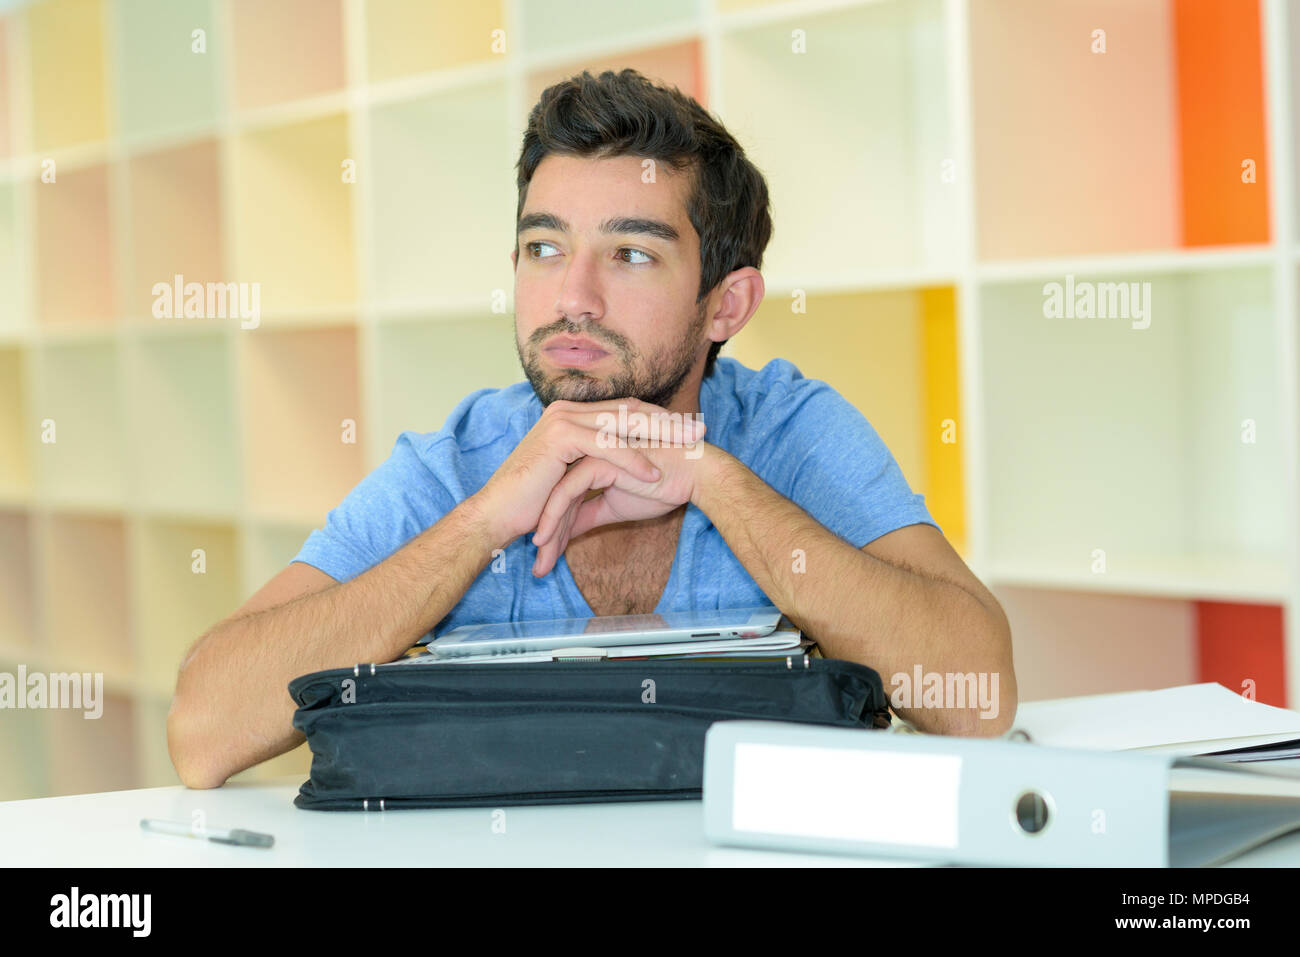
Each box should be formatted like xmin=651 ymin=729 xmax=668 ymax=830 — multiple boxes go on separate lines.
xmin=0 ymin=0 xmax=1297 ymax=802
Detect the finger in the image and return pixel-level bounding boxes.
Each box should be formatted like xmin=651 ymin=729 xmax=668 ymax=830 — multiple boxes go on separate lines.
xmin=557 ymin=421 xmax=663 ymax=481
xmin=568 ymin=493 xmax=617 ymax=541
xmin=534 ymin=457 xmax=616 ymax=546
xmin=549 ymin=402 xmax=707 ymax=449
xmin=534 ymin=494 xmax=582 ymax=576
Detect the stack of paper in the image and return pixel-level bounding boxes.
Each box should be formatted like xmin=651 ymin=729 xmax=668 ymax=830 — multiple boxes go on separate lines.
xmin=1012 ymin=683 xmax=1300 ymax=761
xmin=391 ymin=622 xmax=808 ymax=665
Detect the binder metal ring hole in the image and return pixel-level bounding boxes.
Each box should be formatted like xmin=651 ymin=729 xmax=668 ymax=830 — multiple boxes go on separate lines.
xmin=1013 ymin=790 xmax=1051 ymax=835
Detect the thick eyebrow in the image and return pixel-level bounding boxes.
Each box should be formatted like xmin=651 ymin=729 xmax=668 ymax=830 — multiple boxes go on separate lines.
xmin=517 ymin=211 xmax=680 ymax=244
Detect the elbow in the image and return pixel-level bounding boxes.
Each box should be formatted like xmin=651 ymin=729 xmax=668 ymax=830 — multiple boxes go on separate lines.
xmin=166 ymin=687 xmax=230 ymax=790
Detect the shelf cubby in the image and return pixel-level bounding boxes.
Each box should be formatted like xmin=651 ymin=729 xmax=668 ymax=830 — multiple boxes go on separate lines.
xmin=131 ymin=517 xmax=239 ymax=697
xmin=125 ymin=331 xmax=239 ymax=515
xmin=970 ymin=0 xmax=1267 ymax=260
xmin=0 ymin=346 xmax=30 ymax=500
xmin=124 ymin=138 xmax=225 ymax=321
xmin=24 ymin=0 xmax=110 ymax=151
xmin=0 ymin=180 xmax=31 ymax=336
xmin=133 ymin=695 xmax=179 ymax=789
xmin=367 ymin=82 xmax=515 ymax=309
xmin=35 ymin=163 xmax=116 ymax=325
xmin=115 ymin=0 xmax=220 ymax=142
xmin=524 ymin=40 xmax=703 ymax=111
xmin=241 ymin=519 xmax=318 ymax=598
xmin=240 ymin=326 xmax=363 ymax=523
xmin=365 ymin=0 xmax=505 ymax=83
xmin=997 ymin=586 xmax=1198 ymax=703
xmin=47 ymin=691 xmax=139 ymax=796
xmin=228 ymin=0 xmax=346 ymax=113
xmin=371 ymin=314 xmax=521 ymax=466
xmin=718 ymin=0 xmax=956 ymax=288
xmin=979 ymin=266 xmax=1285 ymax=598
xmin=230 ymin=114 xmax=357 ymax=317
xmin=0 ymin=16 xmax=11 ymax=158
xmin=726 ymin=285 xmax=966 ymax=552
xmin=518 ymin=0 xmax=699 ymax=56
xmin=34 ymin=339 xmax=126 ymax=508
xmin=0 ymin=509 xmax=36 ymax=649
xmin=42 ymin=512 xmax=132 ymax=682
xmin=0 ymin=707 xmax=48 ymax=802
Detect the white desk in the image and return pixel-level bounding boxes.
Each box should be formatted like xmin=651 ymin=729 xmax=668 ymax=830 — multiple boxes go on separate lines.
xmin=4 ymin=764 xmax=1300 ymax=867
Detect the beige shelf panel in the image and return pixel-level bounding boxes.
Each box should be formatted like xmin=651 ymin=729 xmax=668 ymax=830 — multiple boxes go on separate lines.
xmin=35 ymin=163 xmax=116 ymax=324
xmin=125 ymin=138 xmax=225 ymax=321
xmin=131 ymin=517 xmax=239 ymax=698
xmin=42 ymin=512 xmax=133 ymax=681
xmin=371 ymin=314 xmax=521 ymax=466
xmin=367 ymin=82 xmax=516 ymax=308
xmin=229 ymin=0 xmax=346 ymax=112
xmin=35 ymin=339 xmax=126 ymax=506
xmin=0 ymin=509 xmax=36 ymax=648
xmin=25 ymin=0 xmax=111 ymax=151
xmin=241 ymin=326 xmax=364 ymax=523
xmin=47 ymin=690 xmax=139 ymax=796
xmin=230 ymin=114 xmax=357 ymax=316
xmin=0 ymin=17 xmax=12 ymax=158
xmin=126 ymin=332 xmax=239 ymax=514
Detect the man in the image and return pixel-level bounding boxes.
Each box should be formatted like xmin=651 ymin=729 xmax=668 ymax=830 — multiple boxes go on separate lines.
xmin=168 ymin=69 xmax=1016 ymax=789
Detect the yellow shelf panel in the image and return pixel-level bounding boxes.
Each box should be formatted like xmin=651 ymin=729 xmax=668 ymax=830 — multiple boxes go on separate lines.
xmin=368 ymin=83 xmax=514 ymax=306
xmin=132 ymin=517 xmax=239 ymax=697
xmin=35 ymin=163 xmax=116 ymax=324
xmin=0 ymin=347 xmax=31 ymax=498
xmin=43 ymin=513 xmax=133 ymax=681
xmin=125 ymin=138 xmax=225 ymax=320
xmin=365 ymin=0 xmax=506 ymax=82
xmin=26 ymin=0 xmax=111 ymax=150
xmin=241 ymin=327 xmax=364 ymax=522
xmin=727 ymin=287 xmax=926 ymax=496
xmin=115 ymin=0 xmax=220 ymax=139
xmin=231 ymin=114 xmax=357 ymax=315
xmin=35 ymin=339 xmax=125 ymax=506
xmin=229 ymin=0 xmax=346 ymax=112
xmin=372 ymin=314 xmax=521 ymax=465
xmin=919 ymin=287 xmax=964 ymax=553
xmin=0 ymin=509 xmax=36 ymax=648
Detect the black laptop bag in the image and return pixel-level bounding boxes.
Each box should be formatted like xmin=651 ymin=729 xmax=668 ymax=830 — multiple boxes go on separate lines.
xmin=289 ymin=653 xmax=891 ymax=810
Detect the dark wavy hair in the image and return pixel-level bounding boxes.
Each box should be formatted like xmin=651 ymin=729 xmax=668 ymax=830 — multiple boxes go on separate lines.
xmin=515 ymin=69 xmax=773 ymax=378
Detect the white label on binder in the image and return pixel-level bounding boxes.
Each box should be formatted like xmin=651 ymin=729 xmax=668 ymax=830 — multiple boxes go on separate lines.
xmin=731 ymin=744 xmax=962 ymax=848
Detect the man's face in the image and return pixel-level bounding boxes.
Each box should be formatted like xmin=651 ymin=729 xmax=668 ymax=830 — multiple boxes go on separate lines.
xmin=512 ymin=154 xmax=710 ymax=409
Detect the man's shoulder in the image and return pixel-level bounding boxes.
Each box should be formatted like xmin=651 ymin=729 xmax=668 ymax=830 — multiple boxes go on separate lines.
xmin=410 ymin=380 xmax=539 ymax=455
xmin=709 ymin=355 xmax=851 ymax=428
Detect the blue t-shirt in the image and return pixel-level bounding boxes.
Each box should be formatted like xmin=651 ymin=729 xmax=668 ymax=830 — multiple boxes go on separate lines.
xmin=292 ymin=357 xmax=938 ymax=637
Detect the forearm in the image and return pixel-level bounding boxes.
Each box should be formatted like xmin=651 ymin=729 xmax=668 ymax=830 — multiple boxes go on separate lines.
xmin=692 ymin=448 xmax=1014 ymax=736
xmin=171 ymin=495 xmax=496 ymax=786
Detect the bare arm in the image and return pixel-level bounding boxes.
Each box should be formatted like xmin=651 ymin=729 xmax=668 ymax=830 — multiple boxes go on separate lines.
xmin=166 ymin=495 xmax=496 ymax=789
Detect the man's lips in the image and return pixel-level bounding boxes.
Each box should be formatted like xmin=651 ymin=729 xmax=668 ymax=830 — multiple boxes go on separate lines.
xmin=542 ymin=336 xmax=611 ymax=366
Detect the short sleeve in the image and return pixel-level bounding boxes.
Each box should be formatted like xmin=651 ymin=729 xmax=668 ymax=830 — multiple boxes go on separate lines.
xmin=291 ymin=432 xmax=458 ymax=583
xmin=780 ymin=383 xmax=940 ymax=548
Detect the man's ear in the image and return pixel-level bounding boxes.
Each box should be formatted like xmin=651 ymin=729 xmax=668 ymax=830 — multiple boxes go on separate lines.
xmin=707 ymin=267 xmax=765 ymax=345
xmin=511 ymin=247 xmax=518 ymax=269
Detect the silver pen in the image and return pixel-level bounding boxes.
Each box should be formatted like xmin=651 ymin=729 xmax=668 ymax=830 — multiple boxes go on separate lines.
xmin=139 ymin=818 xmax=274 ymax=848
